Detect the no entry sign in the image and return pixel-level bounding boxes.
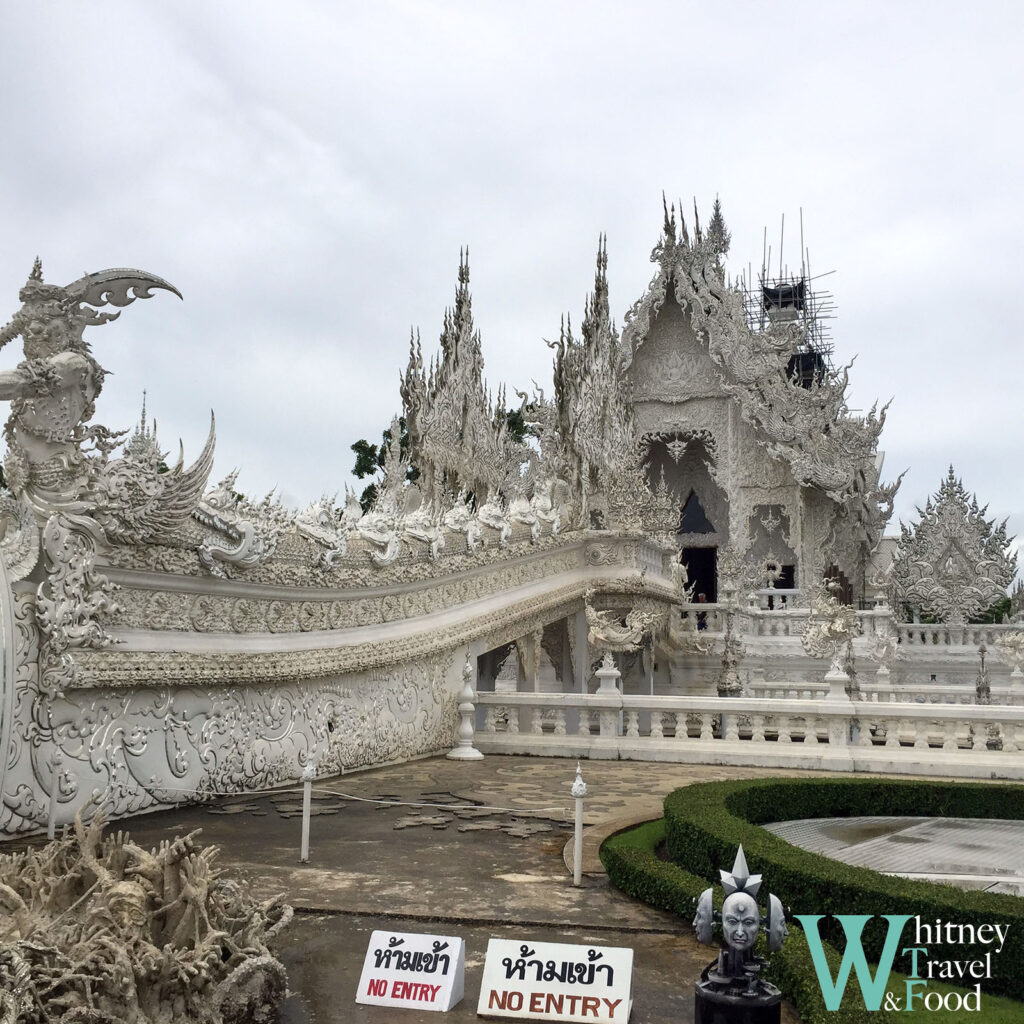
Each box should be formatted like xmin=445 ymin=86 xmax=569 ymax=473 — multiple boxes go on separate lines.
xmin=478 ymin=938 xmax=633 ymax=1022
xmin=356 ymin=929 xmax=466 ymax=1012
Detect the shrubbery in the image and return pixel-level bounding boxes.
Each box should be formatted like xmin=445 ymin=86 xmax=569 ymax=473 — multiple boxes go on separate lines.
xmin=661 ymin=778 xmax=1024 ymax=1001
xmin=601 ymin=822 xmax=896 ymax=1023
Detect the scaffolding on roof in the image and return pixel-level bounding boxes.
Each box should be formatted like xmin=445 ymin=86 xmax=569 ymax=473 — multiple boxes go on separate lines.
xmin=738 ymin=210 xmax=837 ymax=386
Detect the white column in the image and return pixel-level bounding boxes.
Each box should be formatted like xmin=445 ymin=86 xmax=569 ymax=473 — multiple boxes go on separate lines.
xmin=575 ymin=608 xmax=589 ymax=693
xmin=595 ymin=652 xmax=622 ymax=737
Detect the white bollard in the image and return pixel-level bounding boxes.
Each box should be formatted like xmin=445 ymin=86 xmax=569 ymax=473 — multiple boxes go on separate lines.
xmin=571 ymin=761 xmax=587 ymax=887
xmin=299 ymin=762 xmax=315 ymax=863
xmin=448 ymin=654 xmax=484 ymax=760
xmin=46 ymin=749 xmax=63 ymax=840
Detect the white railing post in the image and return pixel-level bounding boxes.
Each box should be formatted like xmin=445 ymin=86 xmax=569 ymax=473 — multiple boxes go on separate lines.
xmin=595 ymin=652 xmax=622 ymax=737
xmin=571 ymin=762 xmax=587 ymax=887
xmin=299 ymin=762 xmax=315 ymax=863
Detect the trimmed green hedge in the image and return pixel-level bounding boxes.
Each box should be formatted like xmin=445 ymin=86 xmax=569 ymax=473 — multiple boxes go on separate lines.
xmin=662 ymin=778 xmax=1024 ymax=1001
xmin=601 ymin=824 xmax=896 ymax=1023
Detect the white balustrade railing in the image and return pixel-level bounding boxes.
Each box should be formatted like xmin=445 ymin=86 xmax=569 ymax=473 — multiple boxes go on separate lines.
xmin=639 ymin=540 xmax=670 ymax=577
xmin=671 ymin=606 xmax=1021 ymax=649
xmin=676 ymin=602 xmax=726 ymax=634
xmin=897 ymin=623 xmax=1022 ymax=647
xmin=748 ymin=682 xmax=829 ymax=700
xmin=858 ymin=682 xmax=1023 ymax=706
xmin=473 ymin=691 xmax=1024 ymax=780
xmin=749 ymin=680 xmax=1023 ymax=706
xmin=750 ymin=609 xmax=811 ymax=638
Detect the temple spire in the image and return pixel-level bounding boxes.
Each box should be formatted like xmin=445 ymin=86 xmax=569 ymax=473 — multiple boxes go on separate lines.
xmin=707 ymin=195 xmax=731 ymax=257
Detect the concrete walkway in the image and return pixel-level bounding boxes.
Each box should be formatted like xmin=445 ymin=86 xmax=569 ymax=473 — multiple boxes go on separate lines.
xmin=105 ymin=756 xmax=802 ymax=1023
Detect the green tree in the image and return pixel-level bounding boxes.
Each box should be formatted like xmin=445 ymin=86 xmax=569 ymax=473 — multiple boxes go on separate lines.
xmin=505 ymin=406 xmax=528 ymax=445
xmin=350 ymin=417 xmax=418 ymax=512
xmin=350 ymin=408 xmax=530 ymax=512
xmin=971 ymin=595 xmax=1012 ymax=624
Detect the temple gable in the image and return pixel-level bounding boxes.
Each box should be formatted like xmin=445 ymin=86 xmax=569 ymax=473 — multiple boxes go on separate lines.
xmin=627 ymin=287 xmax=727 ymax=405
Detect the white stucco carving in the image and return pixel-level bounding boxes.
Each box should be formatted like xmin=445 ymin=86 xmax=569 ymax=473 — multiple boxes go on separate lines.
xmin=890 ymin=467 xmax=1017 ymax=624
xmin=195 ymin=471 xmax=293 ymax=578
xmin=35 ymin=514 xmax=120 ymax=697
xmin=0 ymin=216 xmax=1018 ymax=839
xmin=295 ymin=494 xmax=350 ymax=568
xmin=585 ymin=592 xmax=656 ymax=652
xmin=401 ymin=254 xmax=528 ymax=505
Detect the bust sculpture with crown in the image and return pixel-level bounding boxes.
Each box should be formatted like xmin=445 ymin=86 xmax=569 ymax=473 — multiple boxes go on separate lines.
xmin=692 ymin=845 xmax=788 ymax=1023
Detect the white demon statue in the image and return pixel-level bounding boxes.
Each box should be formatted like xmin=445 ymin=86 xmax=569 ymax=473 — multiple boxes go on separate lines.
xmin=0 ymin=260 xmax=214 ymax=533
xmin=0 ymin=261 xmax=215 ymax=694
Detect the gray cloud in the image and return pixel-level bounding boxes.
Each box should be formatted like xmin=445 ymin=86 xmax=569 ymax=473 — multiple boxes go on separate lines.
xmin=1 ymin=1 xmax=1020 ymax=558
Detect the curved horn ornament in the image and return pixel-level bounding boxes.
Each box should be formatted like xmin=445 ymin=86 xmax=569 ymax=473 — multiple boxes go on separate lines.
xmin=65 ymin=268 xmax=182 ymax=325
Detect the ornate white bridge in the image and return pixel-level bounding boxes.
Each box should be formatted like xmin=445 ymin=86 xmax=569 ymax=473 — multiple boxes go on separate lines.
xmin=0 ymin=226 xmax=1021 ymax=838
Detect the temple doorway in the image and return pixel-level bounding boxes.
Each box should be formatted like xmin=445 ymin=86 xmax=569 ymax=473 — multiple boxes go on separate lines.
xmin=681 ymin=546 xmax=717 ymax=603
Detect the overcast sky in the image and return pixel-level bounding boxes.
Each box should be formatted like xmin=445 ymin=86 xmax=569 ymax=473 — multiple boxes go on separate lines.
xmin=1 ymin=2 xmax=1021 ymax=561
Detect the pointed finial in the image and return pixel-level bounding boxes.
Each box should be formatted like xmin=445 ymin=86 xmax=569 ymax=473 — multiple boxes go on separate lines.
xmin=677 ymin=198 xmax=690 ymax=246
xmin=571 ymin=761 xmax=587 ymax=798
xmin=661 ymin=192 xmax=676 ymax=240
xmin=720 ymin=844 xmax=762 ymax=897
xmin=595 ymin=233 xmax=608 ymax=279
xmin=693 ymin=198 xmax=702 ymax=242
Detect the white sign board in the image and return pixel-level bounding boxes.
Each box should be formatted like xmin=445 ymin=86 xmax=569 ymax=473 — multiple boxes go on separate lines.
xmin=477 ymin=938 xmax=633 ymax=1022
xmin=356 ymin=929 xmax=465 ymax=1012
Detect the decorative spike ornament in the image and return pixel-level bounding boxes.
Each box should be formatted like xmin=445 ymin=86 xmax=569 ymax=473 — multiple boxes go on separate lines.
xmin=719 ymin=844 xmax=762 ymax=897
xmin=661 ymin=192 xmax=675 ymax=240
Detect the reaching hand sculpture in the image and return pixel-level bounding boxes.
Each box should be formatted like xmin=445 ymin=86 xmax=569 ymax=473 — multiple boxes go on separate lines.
xmin=0 ymin=806 xmax=291 ymax=1024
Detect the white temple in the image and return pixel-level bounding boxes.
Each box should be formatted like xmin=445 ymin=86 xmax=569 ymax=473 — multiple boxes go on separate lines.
xmin=0 ymin=201 xmax=1020 ymax=838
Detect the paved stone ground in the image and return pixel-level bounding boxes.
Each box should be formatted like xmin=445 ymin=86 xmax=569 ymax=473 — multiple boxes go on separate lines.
xmin=765 ymin=816 xmax=1024 ymax=894
xmin=104 ymin=756 xmax=804 ymax=1023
